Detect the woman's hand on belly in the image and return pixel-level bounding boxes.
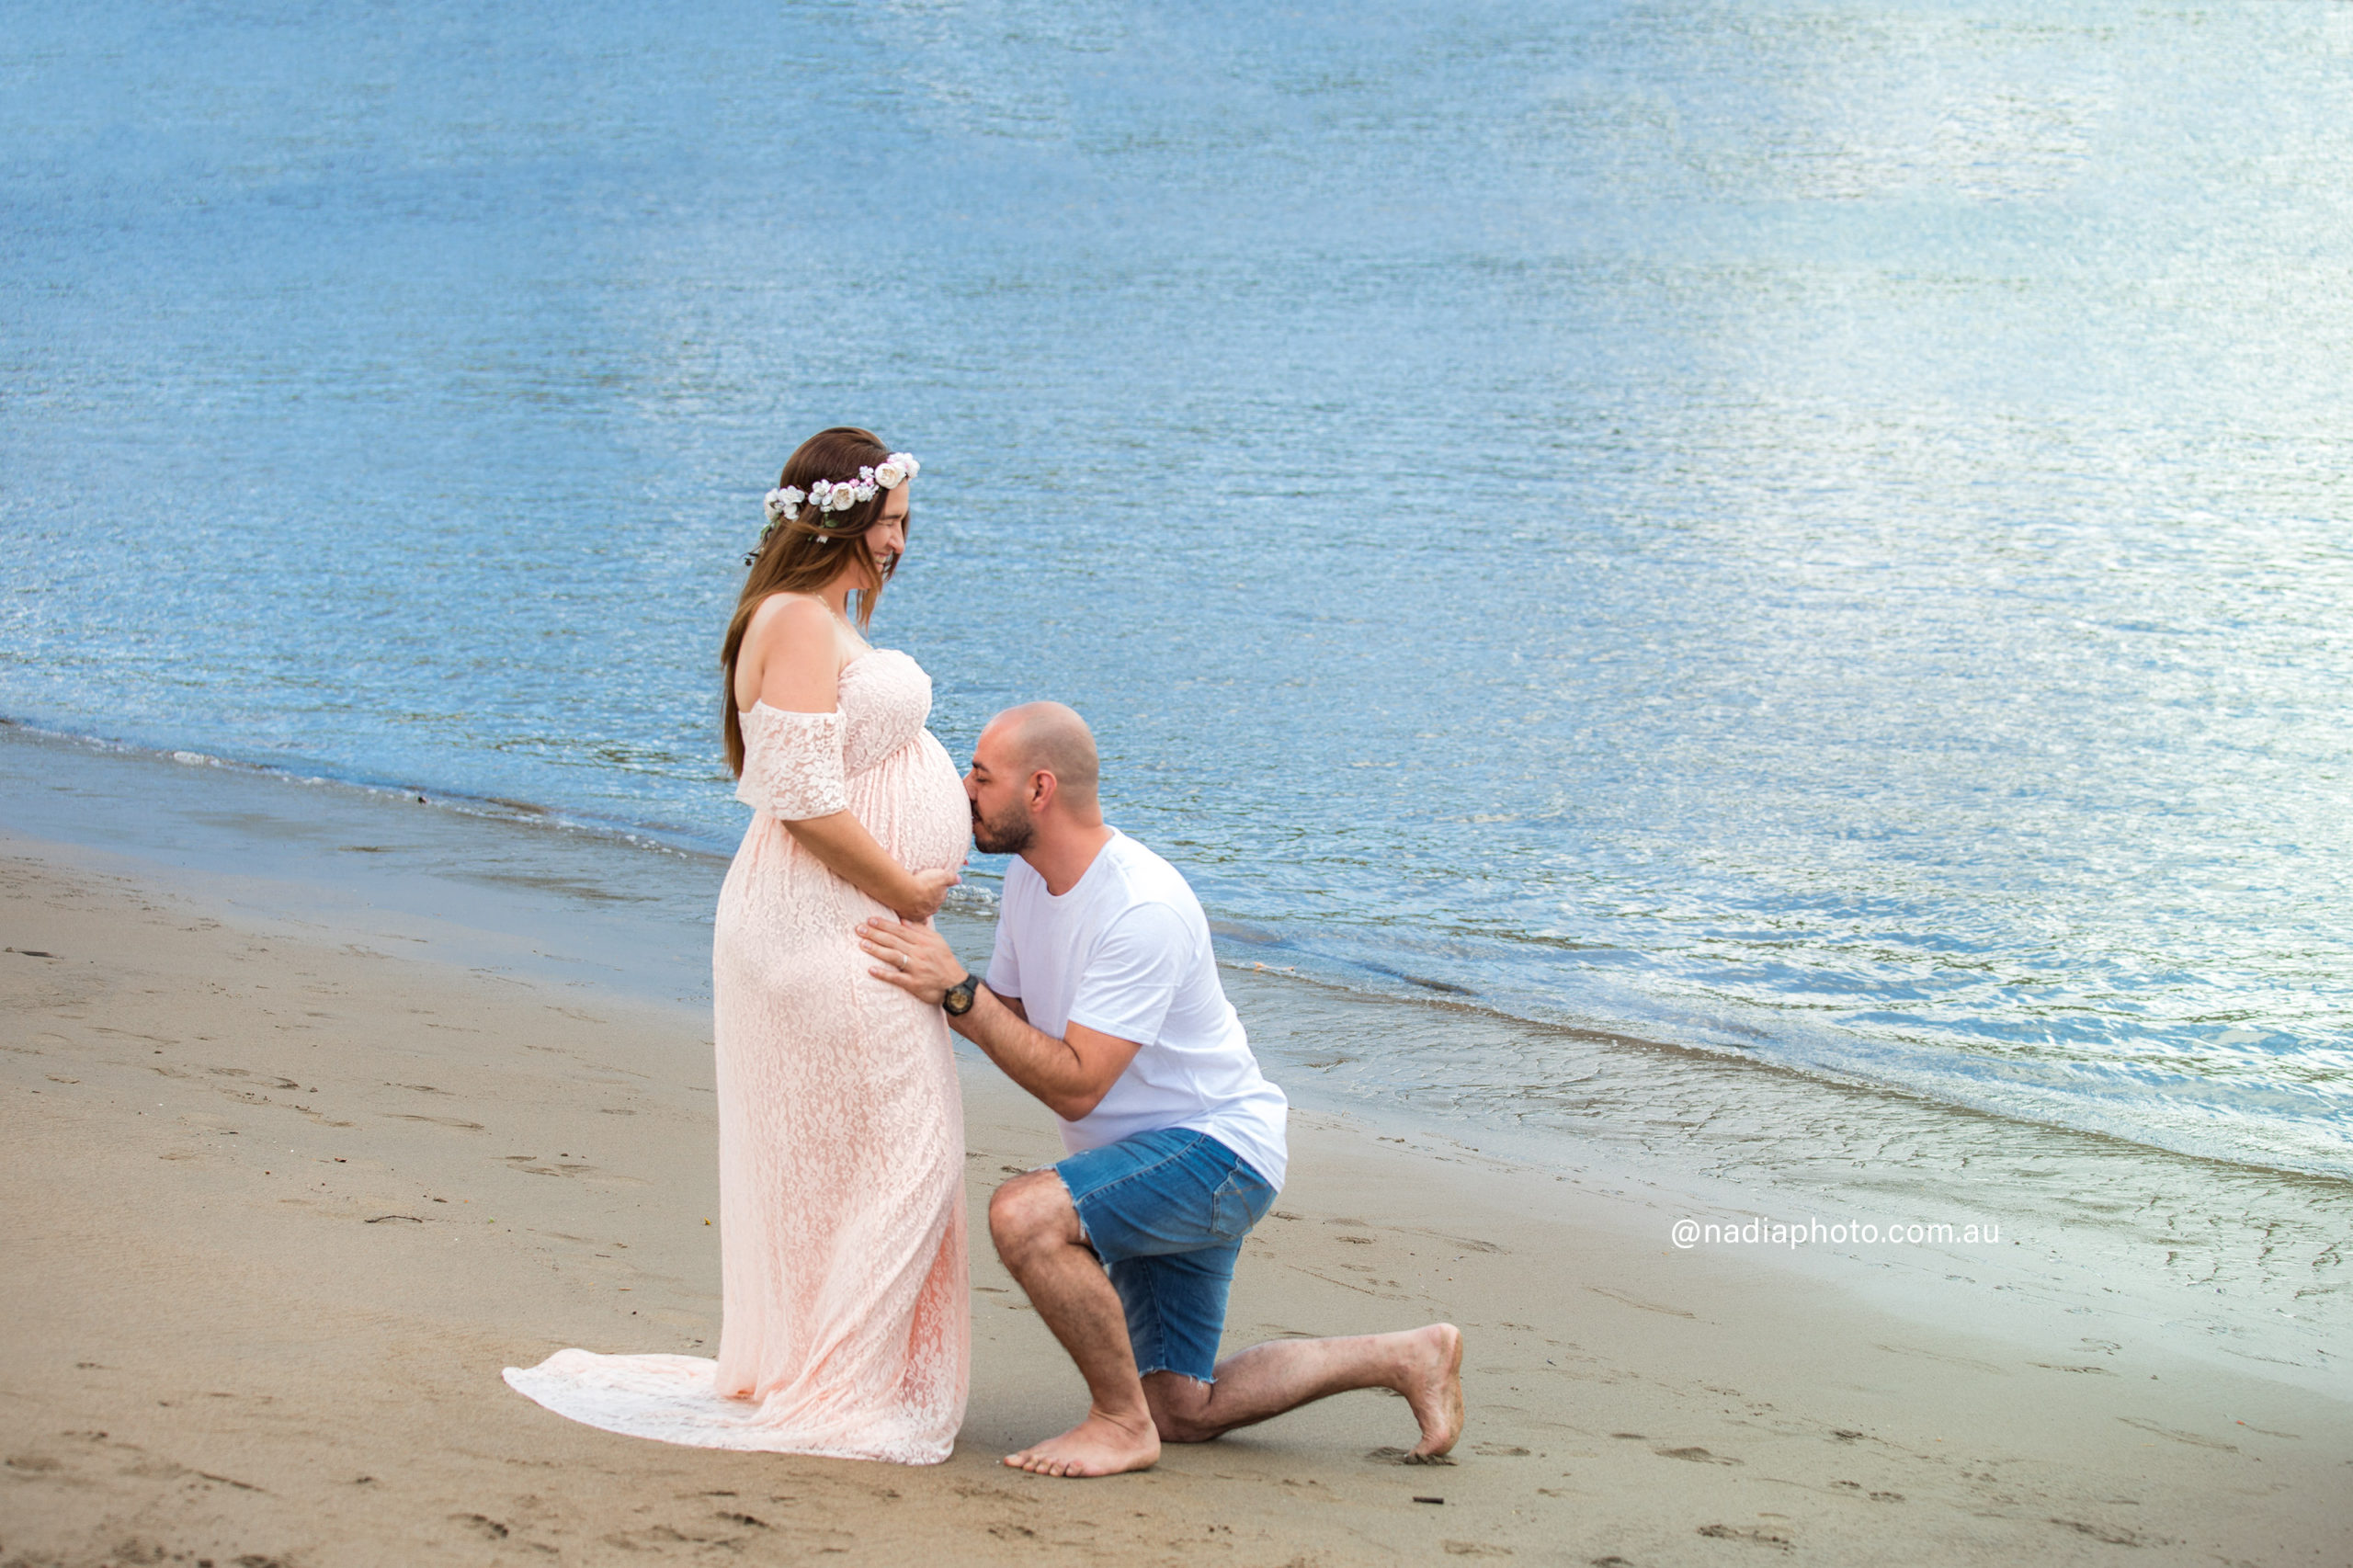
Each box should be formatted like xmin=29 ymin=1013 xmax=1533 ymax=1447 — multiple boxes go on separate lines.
xmin=780 ymin=811 xmax=960 ymax=922
xmin=899 ymin=866 xmax=958 ymax=923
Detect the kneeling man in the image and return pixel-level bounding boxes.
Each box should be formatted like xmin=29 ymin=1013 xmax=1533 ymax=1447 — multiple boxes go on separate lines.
xmin=860 ymin=702 xmax=1462 ymax=1477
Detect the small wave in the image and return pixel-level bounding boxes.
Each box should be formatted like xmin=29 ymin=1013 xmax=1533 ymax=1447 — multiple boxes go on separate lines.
xmin=2 ymin=715 xmax=729 ymax=865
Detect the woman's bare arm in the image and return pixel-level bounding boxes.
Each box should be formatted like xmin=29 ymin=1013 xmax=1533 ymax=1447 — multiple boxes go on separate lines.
xmin=788 ymin=814 xmax=958 ymax=922
xmin=743 ymin=596 xmax=958 ymax=922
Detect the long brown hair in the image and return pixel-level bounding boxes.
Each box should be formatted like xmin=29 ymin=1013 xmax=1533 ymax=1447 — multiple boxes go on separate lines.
xmin=721 ymin=426 xmax=908 ymax=778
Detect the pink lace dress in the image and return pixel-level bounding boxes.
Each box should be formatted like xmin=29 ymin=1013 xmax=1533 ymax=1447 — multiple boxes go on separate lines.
xmin=506 ymin=649 xmax=972 ymax=1464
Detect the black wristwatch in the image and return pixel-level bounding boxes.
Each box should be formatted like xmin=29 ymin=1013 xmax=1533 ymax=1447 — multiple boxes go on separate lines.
xmin=942 ymin=971 xmax=979 ymax=1017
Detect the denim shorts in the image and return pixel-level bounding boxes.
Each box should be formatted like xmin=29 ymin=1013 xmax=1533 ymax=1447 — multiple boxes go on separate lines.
xmin=1054 ymin=1127 xmax=1279 ymax=1383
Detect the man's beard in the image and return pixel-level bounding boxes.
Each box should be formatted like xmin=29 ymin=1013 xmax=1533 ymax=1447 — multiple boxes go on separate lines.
xmin=971 ymin=801 xmax=1033 ymax=857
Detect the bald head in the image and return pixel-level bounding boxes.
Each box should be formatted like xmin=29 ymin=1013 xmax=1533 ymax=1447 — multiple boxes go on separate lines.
xmin=964 ymin=702 xmax=1115 ymax=881
xmin=988 ymin=701 xmax=1099 ymax=807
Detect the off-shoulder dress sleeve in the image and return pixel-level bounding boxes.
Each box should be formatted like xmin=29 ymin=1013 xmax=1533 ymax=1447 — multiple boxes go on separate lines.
xmin=736 ymin=708 xmax=849 ymax=821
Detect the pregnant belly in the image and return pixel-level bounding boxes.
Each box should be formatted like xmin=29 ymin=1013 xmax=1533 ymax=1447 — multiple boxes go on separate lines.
xmin=855 ymin=731 xmax=971 ymax=875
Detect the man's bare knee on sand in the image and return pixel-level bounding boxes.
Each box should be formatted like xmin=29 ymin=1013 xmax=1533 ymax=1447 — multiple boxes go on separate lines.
xmin=985 ymin=1174 xmax=1463 ymax=1475
xmin=1142 ymin=1324 xmax=1465 ymax=1456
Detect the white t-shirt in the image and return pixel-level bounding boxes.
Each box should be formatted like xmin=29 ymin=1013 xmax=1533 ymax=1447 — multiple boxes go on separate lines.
xmin=987 ymin=831 xmax=1288 ymax=1188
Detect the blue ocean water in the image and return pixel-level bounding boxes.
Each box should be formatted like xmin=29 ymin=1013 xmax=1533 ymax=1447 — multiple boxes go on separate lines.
xmin=5 ymin=1 xmax=2349 ymax=1176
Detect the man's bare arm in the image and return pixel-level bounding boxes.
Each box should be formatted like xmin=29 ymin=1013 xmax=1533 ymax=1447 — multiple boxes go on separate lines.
xmin=855 ymin=918 xmax=1134 ymax=1120
xmin=953 ymin=986 xmax=1137 ymax=1120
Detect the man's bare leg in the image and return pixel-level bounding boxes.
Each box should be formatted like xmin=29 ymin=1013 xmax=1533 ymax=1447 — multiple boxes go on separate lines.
xmin=1142 ymin=1324 xmax=1465 ymax=1456
xmin=988 ymin=1170 xmax=1161 ymax=1477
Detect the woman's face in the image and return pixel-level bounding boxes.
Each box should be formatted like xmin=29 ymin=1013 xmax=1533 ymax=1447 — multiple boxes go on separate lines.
xmin=866 ymin=483 xmax=911 ymax=578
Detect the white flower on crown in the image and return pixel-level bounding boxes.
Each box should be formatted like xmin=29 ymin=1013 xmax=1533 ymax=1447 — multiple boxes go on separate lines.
xmin=754 ymin=450 xmax=920 ymax=552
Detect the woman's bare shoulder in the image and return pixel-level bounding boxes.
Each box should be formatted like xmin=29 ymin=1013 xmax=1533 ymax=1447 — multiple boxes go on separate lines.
xmin=746 ymin=590 xmax=835 ymax=632
xmin=742 ymin=594 xmax=846 ymax=711
xmin=744 ymin=592 xmax=836 ymax=653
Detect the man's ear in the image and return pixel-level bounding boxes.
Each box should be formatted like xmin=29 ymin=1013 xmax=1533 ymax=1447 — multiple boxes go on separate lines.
xmin=1029 ymin=769 xmax=1059 ymax=813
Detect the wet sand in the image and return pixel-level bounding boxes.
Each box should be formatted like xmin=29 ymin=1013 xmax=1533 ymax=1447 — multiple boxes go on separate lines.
xmin=4 ymin=835 xmax=2350 ymax=1566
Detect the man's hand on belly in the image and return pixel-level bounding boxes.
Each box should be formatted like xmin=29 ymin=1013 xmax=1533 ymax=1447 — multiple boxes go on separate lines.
xmin=857 ymin=915 xmax=965 ymax=1006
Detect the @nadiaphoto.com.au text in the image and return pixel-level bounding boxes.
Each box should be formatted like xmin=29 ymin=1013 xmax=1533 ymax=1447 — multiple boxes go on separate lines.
xmin=1670 ymin=1216 xmax=2004 ymax=1251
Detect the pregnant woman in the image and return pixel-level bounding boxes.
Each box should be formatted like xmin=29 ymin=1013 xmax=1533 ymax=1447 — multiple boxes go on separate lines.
xmin=506 ymin=426 xmax=973 ymax=1463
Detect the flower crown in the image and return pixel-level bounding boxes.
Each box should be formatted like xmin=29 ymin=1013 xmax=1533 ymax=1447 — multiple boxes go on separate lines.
xmin=747 ymin=453 xmax=919 ymax=564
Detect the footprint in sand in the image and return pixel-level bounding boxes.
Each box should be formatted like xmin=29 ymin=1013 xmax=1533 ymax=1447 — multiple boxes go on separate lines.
xmin=503 ymin=1154 xmax=594 ymax=1176
xmin=2052 ymin=1518 xmax=2165 ymax=1547
xmin=2116 ymin=1416 xmax=2234 ymax=1451
xmin=1409 ymin=1228 xmax=1506 ymax=1254
xmin=208 ymin=1067 xmax=301 ymax=1089
xmin=1698 ymin=1524 xmax=1791 ymax=1551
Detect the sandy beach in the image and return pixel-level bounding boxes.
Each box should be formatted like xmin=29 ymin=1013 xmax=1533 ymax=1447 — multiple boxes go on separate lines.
xmin=5 ymin=827 xmax=2349 ymax=1568
xmin=12 ymin=1 xmax=2353 ymax=1560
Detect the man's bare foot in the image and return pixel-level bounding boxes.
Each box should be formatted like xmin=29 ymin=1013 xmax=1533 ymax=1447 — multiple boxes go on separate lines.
xmin=1402 ymin=1323 xmax=1466 ymax=1459
xmin=1003 ymin=1409 xmax=1162 ymax=1478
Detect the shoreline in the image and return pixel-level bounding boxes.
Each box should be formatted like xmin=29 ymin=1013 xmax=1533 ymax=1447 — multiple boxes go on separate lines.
xmin=6 ymin=834 xmax=2352 ymax=1563
xmin=5 ymin=722 xmax=2346 ymax=1396
xmin=13 ymin=713 xmax=2347 ymax=1190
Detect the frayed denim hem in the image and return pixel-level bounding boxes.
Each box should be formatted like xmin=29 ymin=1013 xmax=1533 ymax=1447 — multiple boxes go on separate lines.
xmin=1136 ymin=1366 xmax=1216 ymax=1386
